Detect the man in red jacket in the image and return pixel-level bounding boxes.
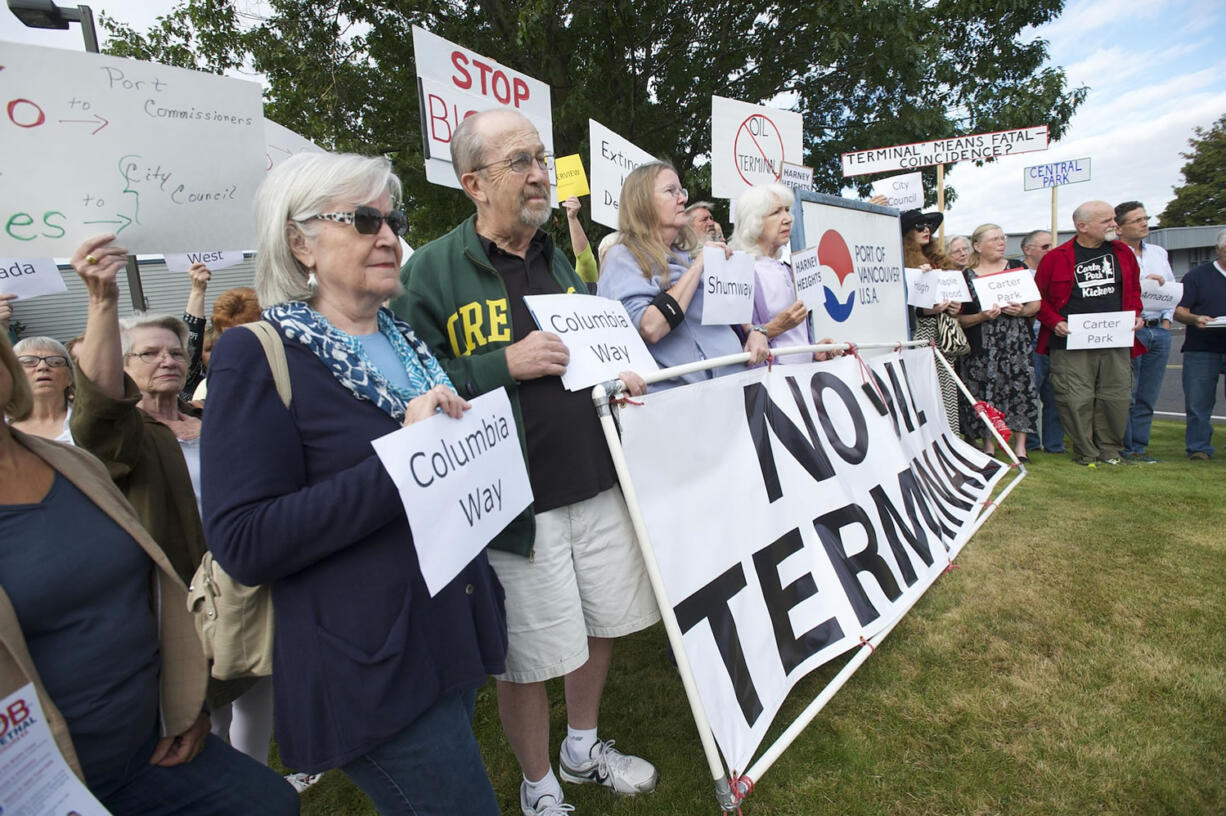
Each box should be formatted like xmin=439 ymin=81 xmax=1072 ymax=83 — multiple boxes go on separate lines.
xmin=1033 ymin=200 xmax=1145 ymax=467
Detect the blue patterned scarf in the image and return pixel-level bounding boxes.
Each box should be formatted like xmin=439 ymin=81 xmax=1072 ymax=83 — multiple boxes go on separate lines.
xmin=263 ymin=302 xmax=453 ymax=421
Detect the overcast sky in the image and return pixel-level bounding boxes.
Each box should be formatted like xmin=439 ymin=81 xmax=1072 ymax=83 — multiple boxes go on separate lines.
xmin=3 ymin=0 xmax=1222 ymax=239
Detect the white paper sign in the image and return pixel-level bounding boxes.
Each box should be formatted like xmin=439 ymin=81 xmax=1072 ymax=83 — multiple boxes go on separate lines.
xmin=371 ymin=389 xmax=532 ymax=596
xmin=870 ymin=172 xmax=923 ymax=211
xmin=1023 ymin=157 xmax=1091 ymax=191
xmin=970 ymin=268 xmax=1041 ymax=309
xmin=0 ymin=683 xmax=111 ymax=815
xmin=412 ymin=26 xmax=554 ymax=192
xmin=264 ymin=119 xmax=324 ymax=172
xmin=0 ymin=257 xmax=67 ymax=300
xmin=780 ymin=161 xmax=814 ymax=191
xmin=0 ymin=42 xmax=266 ymax=256
xmin=589 ymin=119 xmax=657 ymax=230
xmin=936 ymin=270 xmax=972 ymax=302
xmin=617 ymin=349 xmax=1006 ymax=772
xmin=700 ymin=248 xmax=755 ymax=325
xmin=791 ymin=246 xmax=823 ymax=313
xmin=162 ymin=250 xmax=245 ymax=273
xmin=841 ymin=126 xmax=1049 ymax=177
xmin=523 ymin=293 xmax=659 ymax=391
xmin=1066 ymin=311 xmax=1136 ymax=349
xmin=711 ymin=95 xmax=804 ymax=198
xmin=904 ymin=267 xmax=938 ymax=309
xmin=797 ymin=199 xmax=908 ymax=346
xmin=1139 ymin=278 xmax=1183 ymax=314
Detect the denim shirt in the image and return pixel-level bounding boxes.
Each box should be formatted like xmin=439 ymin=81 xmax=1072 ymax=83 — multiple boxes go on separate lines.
xmin=598 ymin=243 xmax=744 ymax=391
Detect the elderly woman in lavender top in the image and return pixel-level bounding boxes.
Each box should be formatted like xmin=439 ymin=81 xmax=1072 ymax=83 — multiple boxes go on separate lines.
xmin=728 ymin=183 xmax=838 ymax=364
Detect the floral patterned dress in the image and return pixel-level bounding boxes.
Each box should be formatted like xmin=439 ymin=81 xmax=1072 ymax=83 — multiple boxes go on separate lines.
xmin=957 ymin=264 xmax=1040 ymax=441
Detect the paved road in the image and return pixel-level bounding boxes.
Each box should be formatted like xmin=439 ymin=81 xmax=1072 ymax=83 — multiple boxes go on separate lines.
xmin=1154 ymin=325 xmax=1226 ymax=424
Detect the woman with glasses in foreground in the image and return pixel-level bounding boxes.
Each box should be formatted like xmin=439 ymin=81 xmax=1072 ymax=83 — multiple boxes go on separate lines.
xmin=201 ymin=152 xmax=507 ymax=815
xmin=598 ymin=161 xmax=769 ymax=391
xmin=8 ymin=336 xmax=75 ymax=442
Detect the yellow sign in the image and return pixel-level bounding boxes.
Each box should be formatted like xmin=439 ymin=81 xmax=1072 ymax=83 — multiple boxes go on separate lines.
xmin=554 ymin=154 xmax=590 ymax=199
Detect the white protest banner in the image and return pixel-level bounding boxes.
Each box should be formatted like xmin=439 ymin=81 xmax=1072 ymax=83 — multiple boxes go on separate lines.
xmin=870 ymin=171 xmax=923 ymax=211
xmin=589 ymin=119 xmax=656 ymax=230
xmin=904 ymin=267 xmax=938 ymax=309
xmin=1023 ymin=157 xmax=1091 ymax=191
xmin=264 ymin=119 xmax=324 ymax=172
xmin=780 ymin=161 xmax=814 ymax=191
xmin=617 ymin=349 xmax=1005 ymax=772
xmin=970 ymin=268 xmax=1041 ymax=309
xmin=371 ymin=388 xmax=532 ymax=596
xmin=412 ymin=26 xmax=554 ymax=192
xmin=791 ymin=246 xmax=823 ymax=313
xmin=1067 ymin=311 xmax=1136 ymax=350
xmin=163 ymin=249 xmax=245 ymax=273
xmin=841 ymin=126 xmax=1049 ymax=177
xmin=700 ymin=247 xmax=755 ymax=325
xmin=0 ymin=682 xmax=110 ymax=815
xmin=795 ymin=196 xmax=908 ymax=346
xmin=0 ymin=257 xmax=66 ymax=300
xmin=0 ymin=42 xmax=265 ymax=256
xmin=1140 ymin=278 xmax=1183 ymax=314
xmin=936 ymin=269 xmax=972 ymax=303
xmin=523 ymin=293 xmax=659 ymax=391
xmin=711 ymin=95 xmax=804 ymax=198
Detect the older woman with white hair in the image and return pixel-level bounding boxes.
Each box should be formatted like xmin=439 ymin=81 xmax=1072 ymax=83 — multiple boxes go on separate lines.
xmin=729 ymin=183 xmax=840 ymax=364
xmin=8 ymin=336 xmax=74 ymax=442
xmin=68 ymin=242 xmax=276 ymax=772
xmin=200 ymin=151 xmax=507 ymax=815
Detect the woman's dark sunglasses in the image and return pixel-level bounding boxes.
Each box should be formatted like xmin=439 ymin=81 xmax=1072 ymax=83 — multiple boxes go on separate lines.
xmin=306 ymin=206 xmax=408 ymax=236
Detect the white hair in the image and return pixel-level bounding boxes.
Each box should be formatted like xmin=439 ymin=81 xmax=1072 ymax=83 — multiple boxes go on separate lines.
xmin=253 ymin=151 xmax=402 ymax=307
xmin=118 ymin=314 xmax=189 ymax=356
xmin=728 ymin=183 xmax=794 ymax=257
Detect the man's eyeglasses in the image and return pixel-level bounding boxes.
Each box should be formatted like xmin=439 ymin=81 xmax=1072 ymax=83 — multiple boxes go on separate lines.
xmin=126 ymin=348 xmax=188 ymax=364
xmin=471 ymin=152 xmax=554 ymax=175
xmin=1120 ymin=215 xmax=1151 ymax=227
xmin=305 ymin=206 xmax=408 ymax=236
xmin=659 ymin=185 xmax=688 ymax=200
xmin=18 ymin=354 xmax=69 ymax=368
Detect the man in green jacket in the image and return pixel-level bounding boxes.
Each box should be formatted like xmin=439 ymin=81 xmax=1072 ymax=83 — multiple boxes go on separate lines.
xmin=392 ymin=109 xmax=658 ymax=816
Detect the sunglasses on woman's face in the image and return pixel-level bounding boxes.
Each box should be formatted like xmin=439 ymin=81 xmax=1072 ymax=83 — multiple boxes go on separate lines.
xmin=306 ymin=206 xmax=408 ymax=236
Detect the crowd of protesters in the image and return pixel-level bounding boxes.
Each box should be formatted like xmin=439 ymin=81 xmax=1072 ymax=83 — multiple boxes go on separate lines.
xmin=3 ymin=103 xmax=1224 ymax=816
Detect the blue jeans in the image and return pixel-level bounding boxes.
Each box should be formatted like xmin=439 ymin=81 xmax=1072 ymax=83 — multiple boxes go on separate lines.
xmin=341 ymin=690 xmax=499 ymax=816
xmin=1123 ymin=326 xmax=1170 ymax=454
xmin=1182 ymin=350 xmax=1226 ymax=456
xmin=1028 ymin=350 xmax=1066 ymax=452
xmin=97 ymin=732 xmax=298 ymax=816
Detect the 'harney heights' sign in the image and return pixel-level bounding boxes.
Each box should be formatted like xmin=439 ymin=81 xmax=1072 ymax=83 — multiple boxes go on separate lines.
xmin=841 ymin=126 xmax=1049 ymax=177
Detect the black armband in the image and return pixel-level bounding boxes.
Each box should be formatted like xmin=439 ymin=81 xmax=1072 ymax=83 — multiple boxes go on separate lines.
xmin=651 ymin=291 xmax=685 ymax=330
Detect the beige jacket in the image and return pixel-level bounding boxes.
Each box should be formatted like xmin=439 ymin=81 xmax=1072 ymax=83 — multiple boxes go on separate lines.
xmin=0 ymin=429 xmax=207 ymax=781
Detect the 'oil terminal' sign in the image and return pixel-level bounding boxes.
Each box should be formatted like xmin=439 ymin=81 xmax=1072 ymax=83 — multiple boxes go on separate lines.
xmin=841 ymin=126 xmax=1048 ymax=177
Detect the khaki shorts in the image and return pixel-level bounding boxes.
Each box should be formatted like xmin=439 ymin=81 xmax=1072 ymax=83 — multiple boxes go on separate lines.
xmin=486 ymin=486 xmax=660 ymax=684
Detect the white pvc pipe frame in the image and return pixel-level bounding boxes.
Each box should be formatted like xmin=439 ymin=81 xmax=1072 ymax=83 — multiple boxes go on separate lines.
xmin=590 ymin=340 xmax=1026 ymax=811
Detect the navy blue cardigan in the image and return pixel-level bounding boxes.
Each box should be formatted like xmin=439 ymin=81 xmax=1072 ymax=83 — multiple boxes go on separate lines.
xmin=201 ymin=323 xmax=507 ymax=773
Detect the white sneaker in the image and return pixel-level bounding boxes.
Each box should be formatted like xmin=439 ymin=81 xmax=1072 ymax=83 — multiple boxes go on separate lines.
xmin=520 ymin=782 xmax=575 ymax=816
xmin=558 ymin=739 xmax=658 ymax=795
xmin=284 ymin=771 xmax=323 ymax=794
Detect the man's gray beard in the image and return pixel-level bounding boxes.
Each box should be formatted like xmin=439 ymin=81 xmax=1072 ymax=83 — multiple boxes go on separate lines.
xmin=520 ymin=200 xmax=551 ymax=228
xmin=1104 ymin=228 xmax=1118 ymax=242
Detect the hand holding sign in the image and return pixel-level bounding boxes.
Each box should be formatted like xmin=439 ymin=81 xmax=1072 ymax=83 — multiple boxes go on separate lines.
xmin=1066 ymin=311 xmax=1135 ymax=349
xmin=523 ymin=293 xmax=658 ymax=391
xmin=506 ymin=330 xmax=570 ymax=380
xmin=1140 ymin=278 xmax=1182 ymax=313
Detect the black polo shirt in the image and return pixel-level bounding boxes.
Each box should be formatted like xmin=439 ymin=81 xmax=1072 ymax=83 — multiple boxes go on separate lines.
xmin=479 ymin=232 xmax=616 ymax=513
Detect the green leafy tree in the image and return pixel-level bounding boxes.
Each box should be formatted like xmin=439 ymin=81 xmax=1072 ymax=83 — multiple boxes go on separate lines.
xmin=101 ymin=0 xmax=1085 ymax=247
xmin=1158 ymin=114 xmax=1226 ymax=228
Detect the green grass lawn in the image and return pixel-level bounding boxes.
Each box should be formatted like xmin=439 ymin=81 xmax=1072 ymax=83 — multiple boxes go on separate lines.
xmin=287 ymin=419 xmax=1226 ymax=815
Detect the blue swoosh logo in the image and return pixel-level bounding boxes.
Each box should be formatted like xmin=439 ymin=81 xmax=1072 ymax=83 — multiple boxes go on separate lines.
xmin=823 ymin=287 xmax=856 ymax=322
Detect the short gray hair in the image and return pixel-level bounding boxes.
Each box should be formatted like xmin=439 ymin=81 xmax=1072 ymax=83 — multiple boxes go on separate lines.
xmin=685 ymin=201 xmax=716 ymax=216
xmin=1216 ymin=228 xmax=1226 ymax=254
xmin=1020 ymin=229 xmax=1050 ymax=250
xmin=728 ymin=183 xmax=793 ymax=256
xmin=253 ymin=151 xmax=402 ymax=307
xmin=118 ymin=314 xmax=189 ymax=356
xmin=450 ymin=112 xmax=488 ymax=183
xmin=13 ymin=335 xmax=72 ymax=365
xmin=947 ymin=235 xmax=970 ymax=253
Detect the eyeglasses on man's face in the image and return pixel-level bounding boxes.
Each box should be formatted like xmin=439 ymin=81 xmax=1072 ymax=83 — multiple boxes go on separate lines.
xmin=305 ymin=206 xmax=408 ymax=236
xmin=127 ymin=348 xmax=188 ymax=365
xmin=18 ymin=354 xmax=69 ymax=369
xmin=472 ymin=152 xmax=554 ymax=175
xmin=1120 ymin=214 xmax=1151 ymax=227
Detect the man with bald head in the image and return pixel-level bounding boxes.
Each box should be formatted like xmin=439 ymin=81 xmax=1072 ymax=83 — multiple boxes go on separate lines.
xmin=393 ymin=109 xmax=660 ymax=815
xmin=1034 ymin=200 xmax=1144 ymax=466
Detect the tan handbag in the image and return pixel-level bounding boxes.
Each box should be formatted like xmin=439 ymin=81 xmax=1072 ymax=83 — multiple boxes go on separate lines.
xmin=186 ymin=321 xmax=290 ymax=680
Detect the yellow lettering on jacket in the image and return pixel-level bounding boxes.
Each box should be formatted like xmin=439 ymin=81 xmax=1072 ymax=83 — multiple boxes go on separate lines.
xmin=446 ymin=298 xmax=511 ymax=356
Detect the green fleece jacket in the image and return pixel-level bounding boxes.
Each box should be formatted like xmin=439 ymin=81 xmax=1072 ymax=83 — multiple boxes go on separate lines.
xmin=390 ymin=215 xmax=583 ymax=557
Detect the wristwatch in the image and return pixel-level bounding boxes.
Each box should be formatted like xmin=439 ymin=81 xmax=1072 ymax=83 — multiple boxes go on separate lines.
xmin=751 ymin=324 xmax=769 ymax=336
